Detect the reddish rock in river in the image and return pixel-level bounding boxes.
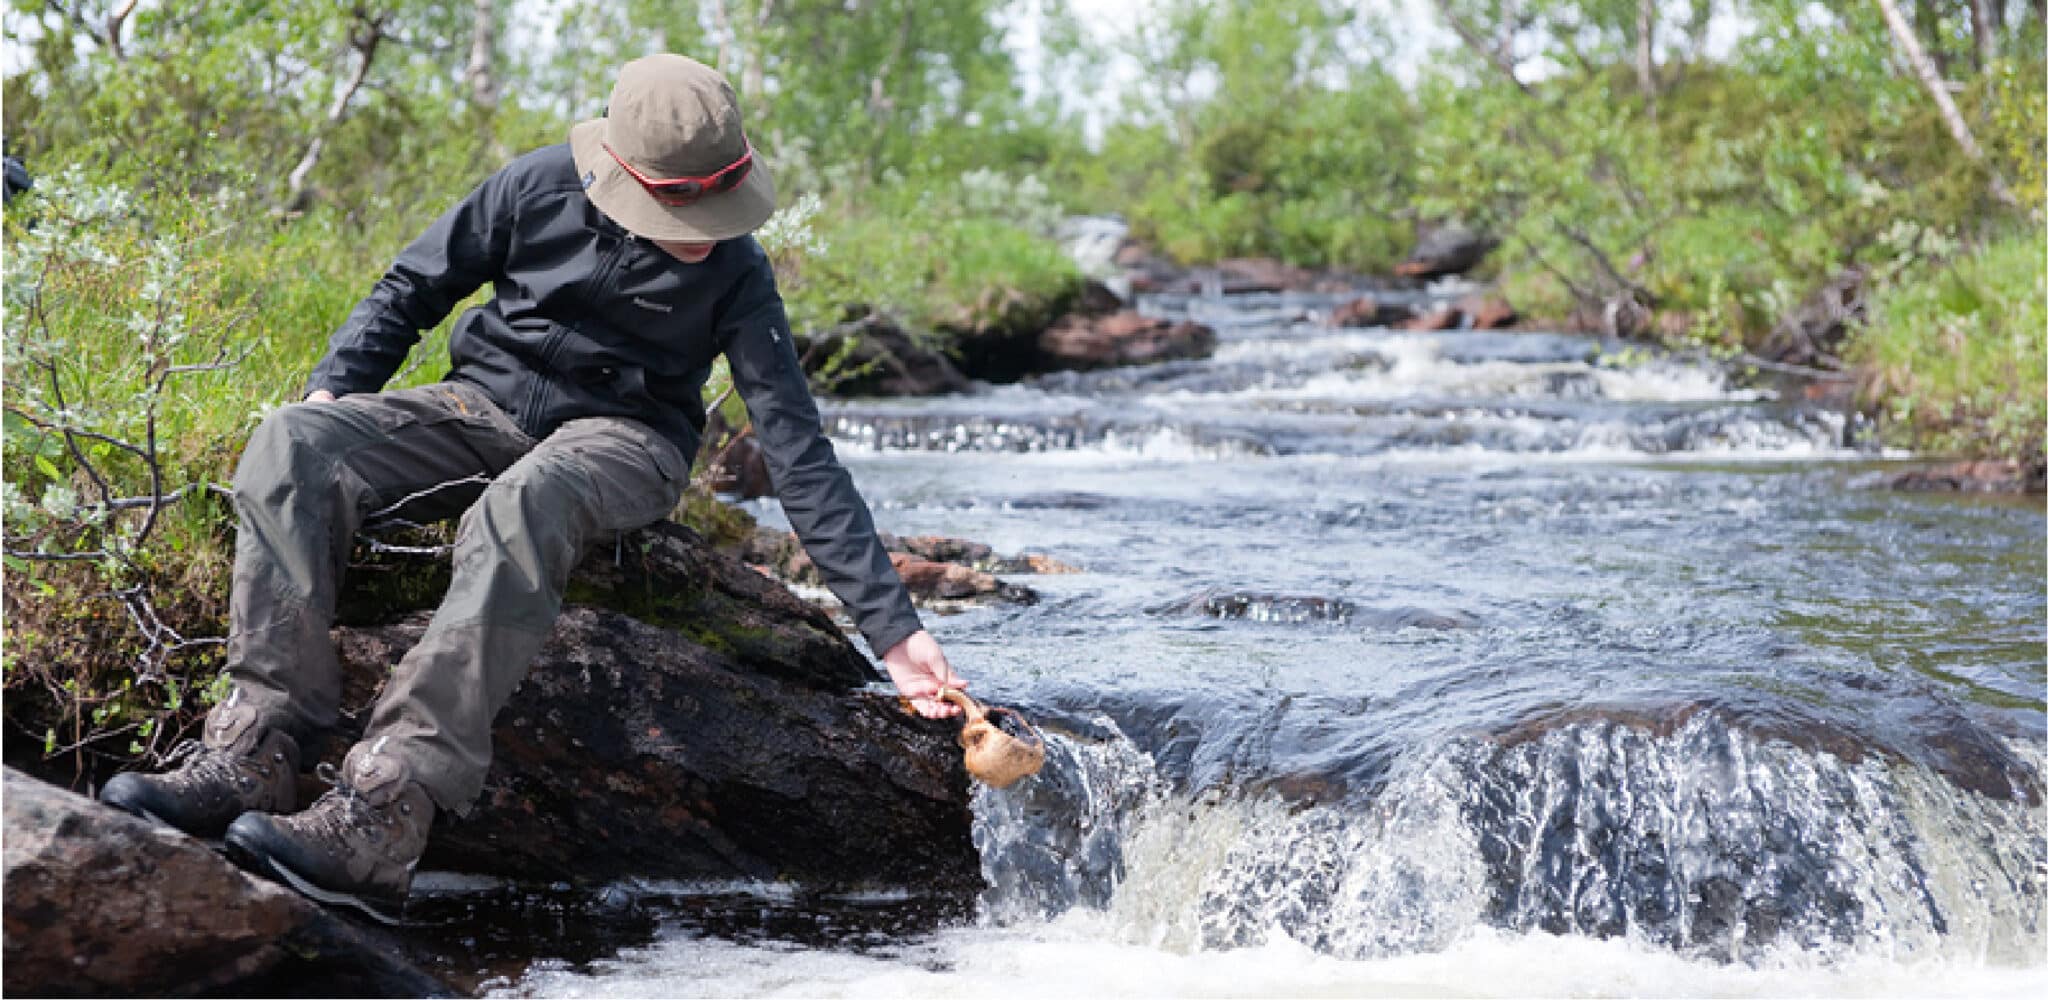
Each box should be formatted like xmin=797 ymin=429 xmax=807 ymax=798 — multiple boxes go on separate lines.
xmin=1038 ymin=309 xmax=1216 ymax=371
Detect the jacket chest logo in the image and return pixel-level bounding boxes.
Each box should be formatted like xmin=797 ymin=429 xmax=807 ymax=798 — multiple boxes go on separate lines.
xmin=632 ymin=296 xmax=674 ymax=313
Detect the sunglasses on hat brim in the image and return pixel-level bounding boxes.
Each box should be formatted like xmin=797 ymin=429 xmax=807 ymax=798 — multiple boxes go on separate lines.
xmin=603 ymin=140 xmax=754 ymax=207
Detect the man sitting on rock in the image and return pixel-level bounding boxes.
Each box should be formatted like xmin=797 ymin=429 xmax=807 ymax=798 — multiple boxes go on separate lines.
xmin=100 ymin=54 xmax=968 ymax=923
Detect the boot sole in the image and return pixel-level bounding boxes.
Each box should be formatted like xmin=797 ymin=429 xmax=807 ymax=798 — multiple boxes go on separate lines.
xmin=224 ymin=835 xmax=405 ymax=926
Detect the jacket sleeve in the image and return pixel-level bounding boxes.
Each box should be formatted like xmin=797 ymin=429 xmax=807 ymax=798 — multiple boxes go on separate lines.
xmin=720 ymin=257 xmax=924 ymax=657
xmin=305 ymin=169 xmax=516 ymax=397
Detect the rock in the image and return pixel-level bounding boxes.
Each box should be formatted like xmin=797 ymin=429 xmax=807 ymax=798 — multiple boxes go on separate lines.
xmin=327 ymin=605 xmax=981 ymax=891
xmin=1114 ymin=241 xmax=1190 ymax=294
xmin=1400 ymin=306 xmax=1462 ymax=331
xmin=890 ymin=552 xmax=1011 ymax=601
xmin=1037 ymin=310 xmax=1217 ymax=371
xmin=2 ymin=768 xmax=452 ymax=998
xmin=1881 ymin=459 xmax=2045 ymax=494
xmin=1021 ymin=553 xmax=1083 ymax=575
xmin=1454 ymin=293 xmax=1518 ymax=330
xmin=1327 ymin=295 xmax=1411 ymax=328
xmin=890 ymin=534 xmax=996 ymax=568
xmin=1395 ymin=222 xmax=1496 ymax=278
xmin=887 ymin=534 xmax=1081 ymax=576
xmin=1759 ymin=267 xmax=1865 ymax=369
xmin=1211 ymin=257 xmax=1318 ymax=294
xmin=695 ymin=411 xmax=775 ymax=500
xmin=799 ymin=312 xmax=971 ymax=397
xmin=740 ymin=528 xmax=1047 ymax=607
xmin=1075 ymin=277 xmax=1125 ymax=316
xmin=319 ymin=523 xmax=981 ymax=890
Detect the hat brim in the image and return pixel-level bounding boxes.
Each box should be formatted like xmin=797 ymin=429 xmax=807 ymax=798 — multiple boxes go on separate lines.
xmin=570 ymin=118 xmax=777 ymax=242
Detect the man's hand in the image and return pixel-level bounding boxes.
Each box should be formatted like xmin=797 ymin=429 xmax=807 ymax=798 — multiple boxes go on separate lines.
xmin=304 ymin=390 xmax=337 ymax=403
xmin=882 ymin=630 xmax=968 ymax=719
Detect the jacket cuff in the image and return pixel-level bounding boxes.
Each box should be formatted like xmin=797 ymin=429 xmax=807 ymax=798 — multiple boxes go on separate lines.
xmin=862 ymin=608 xmax=925 ymax=661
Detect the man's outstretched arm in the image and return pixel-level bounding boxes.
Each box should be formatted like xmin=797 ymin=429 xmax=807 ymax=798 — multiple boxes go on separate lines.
xmin=720 ymin=254 xmax=966 ymax=718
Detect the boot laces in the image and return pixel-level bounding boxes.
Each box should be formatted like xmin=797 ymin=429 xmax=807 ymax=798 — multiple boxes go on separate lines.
xmin=306 ymin=762 xmax=390 ymax=845
xmin=159 ymin=738 xmax=256 ymax=793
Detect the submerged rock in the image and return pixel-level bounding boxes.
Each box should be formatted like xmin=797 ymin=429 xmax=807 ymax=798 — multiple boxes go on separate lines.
xmin=1879 ymin=458 xmax=2045 ymax=494
xmin=1328 ymin=295 xmax=1411 ymax=328
xmin=1154 ymin=589 xmax=1478 ymax=630
xmin=2 ymin=767 xmax=452 ymax=998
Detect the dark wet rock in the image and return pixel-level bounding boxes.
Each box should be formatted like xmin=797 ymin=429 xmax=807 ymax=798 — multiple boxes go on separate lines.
xmin=1395 ymin=223 xmax=1496 ymax=278
xmin=1759 ymin=266 xmax=1865 ymax=370
xmin=329 ymin=605 xmax=979 ymax=891
xmin=798 ymin=312 xmax=972 ymax=397
xmin=1154 ymin=590 xmax=1479 ymax=630
xmin=1075 ymin=277 xmax=1125 ymax=315
xmin=1879 ymin=458 xmax=2045 ymax=494
xmin=322 ymin=521 xmax=981 ymax=891
xmin=1162 ymin=591 xmax=1356 ymax=623
xmin=1038 ymin=310 xmax=1217 ymax=371
xmin=1454 ymin=293 xmax=1519 ymax=330
xmin=2 ymin=767 xmax=452 ymax=998
xmin=1328 ymin=295 xmax=1411 ymax=328
xmin=1489 ymin=701 xmax=2042 ymax=805
xmin=1452 ymin=709 xmax=2043 ymax=956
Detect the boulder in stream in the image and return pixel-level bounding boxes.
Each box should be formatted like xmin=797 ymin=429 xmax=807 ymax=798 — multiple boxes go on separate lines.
xmin=1395 ymin=222 xmax=1496 ymax=278
xmin=324 ymin=522 xmax=983 ymax=891
xmin=796 ymin=312 xmax=972 ymax=397
xmin=1037 ymin=309 xmax=1217 ymax=371
xmin=2 ymin=767 xmax=453 ymax=997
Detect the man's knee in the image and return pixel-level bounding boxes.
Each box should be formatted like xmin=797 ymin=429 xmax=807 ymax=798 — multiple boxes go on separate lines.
xmin=234 ymin=405 xmax=335 ymax=499
xmin=454 ymin=452 xmax=595 ymax=554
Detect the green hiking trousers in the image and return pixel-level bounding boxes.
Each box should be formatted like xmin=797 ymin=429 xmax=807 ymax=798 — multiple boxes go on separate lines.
xmin=224 ymin=380 xmax=687 ymax=813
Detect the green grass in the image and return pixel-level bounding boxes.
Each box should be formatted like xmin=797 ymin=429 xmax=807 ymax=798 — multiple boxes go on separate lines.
xmin=1847 ymin=229 xmax=2047 ymax=464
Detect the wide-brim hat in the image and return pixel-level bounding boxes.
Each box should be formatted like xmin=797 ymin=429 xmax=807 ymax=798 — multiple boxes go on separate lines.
xmin=570 ymin=54 xmax=776 ymax=241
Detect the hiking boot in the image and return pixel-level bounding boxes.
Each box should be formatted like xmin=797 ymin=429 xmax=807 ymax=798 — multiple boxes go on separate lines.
xmin=99 ymin=696 xmax=299 ymax=839
xmin=224 ymin=739 xmax=434 ymax=924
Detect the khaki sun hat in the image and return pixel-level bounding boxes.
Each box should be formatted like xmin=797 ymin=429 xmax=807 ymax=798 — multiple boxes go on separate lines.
xmin=569 ymin=54 xmax=777 ymax=241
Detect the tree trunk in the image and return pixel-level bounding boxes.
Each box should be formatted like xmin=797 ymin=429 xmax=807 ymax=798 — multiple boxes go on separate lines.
xmin=1969 ymin=0 xmax=1998 ymax=67
xmin=1636 ymin=0 xmax=1658 ymax=121
xmin=464 ymin=0 xmax=498 ymax=111
xmin=1875 ymin=0 xmax=2020 ymax=207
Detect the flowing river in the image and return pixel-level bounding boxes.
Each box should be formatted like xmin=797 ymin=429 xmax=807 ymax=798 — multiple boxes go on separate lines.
xmin=488 ymin=283 xmax=2045 ymax=997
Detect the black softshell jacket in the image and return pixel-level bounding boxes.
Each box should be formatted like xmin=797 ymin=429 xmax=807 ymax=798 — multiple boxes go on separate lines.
xmin=305 ymin=144 xmax=923 ymax=656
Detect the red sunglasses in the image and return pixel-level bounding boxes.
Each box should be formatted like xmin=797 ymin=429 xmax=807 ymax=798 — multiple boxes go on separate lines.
xmin=603 ymin=141 xmax=753 ymax=206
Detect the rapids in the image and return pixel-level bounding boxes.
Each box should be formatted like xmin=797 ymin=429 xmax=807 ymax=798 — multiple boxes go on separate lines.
xmin=489 ymin=284 xmax=2046 ymax=997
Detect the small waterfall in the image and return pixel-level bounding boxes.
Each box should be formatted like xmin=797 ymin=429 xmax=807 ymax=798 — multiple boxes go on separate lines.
xmin=972 ymin=714 xmax=2046 ymax=967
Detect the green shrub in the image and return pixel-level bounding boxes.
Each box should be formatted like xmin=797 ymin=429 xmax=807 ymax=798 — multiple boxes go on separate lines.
xmin=1848 ymin=230 xmax=2047 ymax=463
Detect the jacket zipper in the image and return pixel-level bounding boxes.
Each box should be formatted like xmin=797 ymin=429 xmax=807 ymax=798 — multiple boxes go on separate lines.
xmin=521 ymin=234 xmax=630 ymax=438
